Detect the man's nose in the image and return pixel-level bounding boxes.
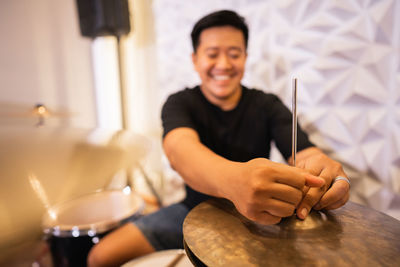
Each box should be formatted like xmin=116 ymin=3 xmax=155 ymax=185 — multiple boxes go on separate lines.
xmin=215 ymin=54 xmax=232 ymax=69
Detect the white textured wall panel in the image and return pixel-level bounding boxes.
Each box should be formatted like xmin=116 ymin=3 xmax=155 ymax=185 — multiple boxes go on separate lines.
xmin=152 ymin=0 xmax=400 ymax=219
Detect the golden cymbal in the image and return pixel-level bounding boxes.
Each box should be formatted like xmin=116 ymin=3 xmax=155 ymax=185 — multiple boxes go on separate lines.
xmin=0 ymin=103 xmax=76 ymax=126
xmin=0 ymin=103 xmax=75 ymax=118
xmin=183 ymin=199 xmax=400 ymax=267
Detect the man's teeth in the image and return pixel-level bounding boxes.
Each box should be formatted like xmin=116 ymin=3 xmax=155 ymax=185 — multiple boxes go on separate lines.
xmin=213 ymin=75 xmax=230 ymax=81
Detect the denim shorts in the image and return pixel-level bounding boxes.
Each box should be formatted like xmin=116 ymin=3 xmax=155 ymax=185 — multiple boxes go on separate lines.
xmin=132 ymin=202 xmax=189 ymax=251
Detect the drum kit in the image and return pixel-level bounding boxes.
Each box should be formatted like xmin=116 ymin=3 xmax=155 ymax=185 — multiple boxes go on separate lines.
xmin=6 ymin=193 xmax=398 ymax=267
xmin=0 ymin=106 xmax=154 ymax=266
xmin=2 ymin=90 xmax=400 ymax=266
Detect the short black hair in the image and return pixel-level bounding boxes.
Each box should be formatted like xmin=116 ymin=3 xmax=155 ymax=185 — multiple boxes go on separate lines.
xmin=191 ymin=10 xmax=249 ymax=52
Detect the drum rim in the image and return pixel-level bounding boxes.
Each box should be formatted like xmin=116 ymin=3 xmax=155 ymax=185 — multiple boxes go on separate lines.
xmin=42 ymin=189 xmax=144 ymax=237
xmin=121 ymin=249 xmax=187 ymax=267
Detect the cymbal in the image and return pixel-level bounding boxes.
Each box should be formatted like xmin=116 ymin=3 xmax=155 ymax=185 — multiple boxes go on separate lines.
xmin=0 ymin=103 xmax=75 ymax=118
xmin=183 ymin=199 xmax=400 ymax=267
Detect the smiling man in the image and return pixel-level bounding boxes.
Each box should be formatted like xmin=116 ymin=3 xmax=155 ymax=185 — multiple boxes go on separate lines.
xmin=88 ymin=10 xmax=350 ymax=267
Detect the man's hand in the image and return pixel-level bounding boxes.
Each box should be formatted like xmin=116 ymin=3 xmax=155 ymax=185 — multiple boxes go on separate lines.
xmin=290 ymin=147 xmax=350 ymax=219
xmin=164 ymin=128 xmax=329 ymax=226
xmin=226 ymin=158 xmax=325 ymax=225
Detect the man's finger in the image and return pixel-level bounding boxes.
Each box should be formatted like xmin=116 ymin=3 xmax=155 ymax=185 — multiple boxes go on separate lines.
xmin=265 ymin=183 xmax=304 ymax=206
xmin=302 ymin=185 xmax=310 ymax=196
xmin=324 ymin=194 xmax=349 ymax=210
xmin=296 ymin=187 xmax=324 ymax=219
xmin=304 ymin=174 xmax=325 ymax=188
xmin=273 ymin=164 xmax=323 ymax=189
xmin=253 ymin=211 xmax=282 ymax=225
xmin=314 ymin=180 xmax=349 ymax=210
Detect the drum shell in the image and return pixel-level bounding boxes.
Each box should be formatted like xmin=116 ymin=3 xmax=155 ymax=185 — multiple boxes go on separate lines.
xmin=46 ymin=229 xmax=110 ymax=267
xmin=42 ymin=190 xmax=144 ymax=267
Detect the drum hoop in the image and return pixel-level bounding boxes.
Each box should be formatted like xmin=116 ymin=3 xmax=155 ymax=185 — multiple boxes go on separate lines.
xmin=121 ymin=249 xmax=188 ymax=267
xmin=42 ymin=190 xmax=144 ymax=237
xmin=43 ymin=215 xmax=140 ymax=237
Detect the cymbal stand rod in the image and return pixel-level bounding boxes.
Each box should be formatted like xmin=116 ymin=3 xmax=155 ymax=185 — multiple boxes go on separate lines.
xmin=291 ymin=78 xmax=297 ymax=167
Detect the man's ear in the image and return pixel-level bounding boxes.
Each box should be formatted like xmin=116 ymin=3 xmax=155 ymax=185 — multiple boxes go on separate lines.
xmin=192 ymin=52 xmax=198 ymax=71
xmin=191 ymin=52 xmax=197 ymax=65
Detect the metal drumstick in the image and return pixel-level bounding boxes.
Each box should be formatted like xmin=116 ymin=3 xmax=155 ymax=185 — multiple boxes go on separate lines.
xmin=291 ymin=78 xmax=297 ymax=167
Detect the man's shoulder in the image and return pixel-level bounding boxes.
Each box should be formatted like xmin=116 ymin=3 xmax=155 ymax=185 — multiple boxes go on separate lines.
xmin=163 ymin=86 xmax=202 ymax=111
xmin=168 ymin=86 xmax=200 ymax=99
xmin=243 ymin=86 xmax=280 ymax=103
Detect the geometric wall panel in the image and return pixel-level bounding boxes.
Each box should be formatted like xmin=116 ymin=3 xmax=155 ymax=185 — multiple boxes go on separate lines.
xmin=152 ymin=0 xmax=400 ymax=220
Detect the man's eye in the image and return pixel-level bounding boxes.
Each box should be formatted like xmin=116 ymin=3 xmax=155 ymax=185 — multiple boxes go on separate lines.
xmin=229 ymin=53 xmax=240 ymax=59
xmin=207 ymin=54 xmax=218 ymax=59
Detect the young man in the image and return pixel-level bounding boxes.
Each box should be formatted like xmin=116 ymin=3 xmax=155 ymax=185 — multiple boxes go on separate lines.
xmin=88 ymin=10 xmax=350 ymax=267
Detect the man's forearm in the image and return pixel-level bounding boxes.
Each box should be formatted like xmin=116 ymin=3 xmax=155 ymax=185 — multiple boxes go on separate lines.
xmin=163 ymin=127 xmax=241 ymax=199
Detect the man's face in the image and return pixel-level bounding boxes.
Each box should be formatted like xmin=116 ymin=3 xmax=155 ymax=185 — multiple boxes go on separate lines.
xmin=192 ymin=26 xmax=247 ymax=109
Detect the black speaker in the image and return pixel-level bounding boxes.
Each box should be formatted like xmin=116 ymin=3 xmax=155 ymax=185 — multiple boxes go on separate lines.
xmin=76 ymin=0 xmax=131 ymax=38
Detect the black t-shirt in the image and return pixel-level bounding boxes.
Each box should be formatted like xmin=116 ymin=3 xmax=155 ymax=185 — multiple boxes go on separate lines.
xmin=161 ymin=85 xmax=314 ymax=209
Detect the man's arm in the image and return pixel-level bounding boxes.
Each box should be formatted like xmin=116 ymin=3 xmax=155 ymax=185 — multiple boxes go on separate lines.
xmin=288 ymin=147 xmax=350 ymax=219
xmin=163 ymin=127 xmax=325 ymax=225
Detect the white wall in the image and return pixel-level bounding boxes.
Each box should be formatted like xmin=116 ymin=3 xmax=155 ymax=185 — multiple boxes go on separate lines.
xmin=150 ymin=0 xmax=400 ymax=219
xmin=124 ymin=0 xmax=160 ymax=135
xmin=0 ymin=0 xmax=96 ymax=128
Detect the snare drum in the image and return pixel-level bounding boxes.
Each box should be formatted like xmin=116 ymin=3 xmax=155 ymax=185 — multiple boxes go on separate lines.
xmin=122 ymin=249 xmax=192 ymax=267
xmin=43 ymin=190 xmax=144 ymax=267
